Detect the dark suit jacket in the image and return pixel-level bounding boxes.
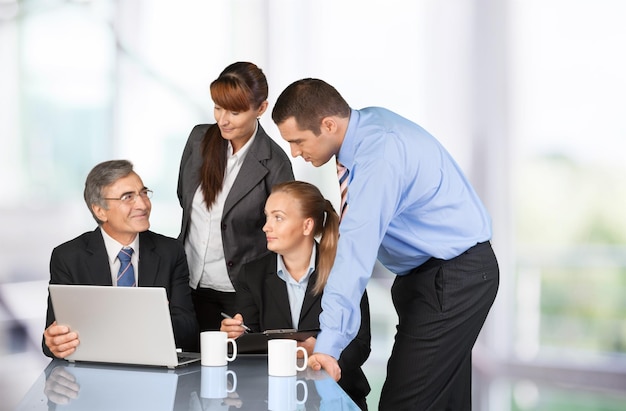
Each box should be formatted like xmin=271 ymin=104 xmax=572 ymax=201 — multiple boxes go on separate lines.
xmin=42 ymin=228 xmax=198 ymax=357
xmin=235 ymin=252 xmax=371 ymax=409
xmin=177 ymin=123 xmax=294 ymax=287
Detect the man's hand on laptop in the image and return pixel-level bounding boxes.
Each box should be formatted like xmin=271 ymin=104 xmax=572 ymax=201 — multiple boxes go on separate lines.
xmin=44 ymin=321 xmax=80 ymax=358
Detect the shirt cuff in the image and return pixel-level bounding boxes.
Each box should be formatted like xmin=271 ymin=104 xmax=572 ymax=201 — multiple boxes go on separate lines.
xmin=313 ymin=328 xmax=348 ymax=360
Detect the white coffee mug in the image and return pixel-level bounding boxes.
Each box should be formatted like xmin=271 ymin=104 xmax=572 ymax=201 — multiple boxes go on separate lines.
xmin=201 ymin=331 xmax=237 ymax=366
xmin=267 ymin=339 xmax=307 ymax=377
xmin=200 ymin=365 xmax=237 ymax=399
xmin=268 ymin=375 xmax=308 ymax=411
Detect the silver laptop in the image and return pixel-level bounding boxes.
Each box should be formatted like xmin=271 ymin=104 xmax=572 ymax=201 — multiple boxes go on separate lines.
xmin=48 ymin=284 xmax=200 ymax=368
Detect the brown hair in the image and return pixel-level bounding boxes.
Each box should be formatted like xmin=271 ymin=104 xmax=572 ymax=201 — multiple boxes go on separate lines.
xmin=271 ymin=78 xmax=350 ymax=136
xmin=271 ymin=181 xmax=339 ymax=295
xmin=200 ymin=62 xmax=269 ymax=207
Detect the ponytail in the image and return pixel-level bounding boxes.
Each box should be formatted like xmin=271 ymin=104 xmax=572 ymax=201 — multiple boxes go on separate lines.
xmin=312 ymin=200 xmax=339 ymax=294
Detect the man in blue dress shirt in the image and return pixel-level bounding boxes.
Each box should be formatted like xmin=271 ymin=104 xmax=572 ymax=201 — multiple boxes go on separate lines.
xmin=272 ymin=78 xmax=499 ymax=410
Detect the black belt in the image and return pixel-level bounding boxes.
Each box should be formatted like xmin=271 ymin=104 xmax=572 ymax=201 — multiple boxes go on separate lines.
xmin=411 ymin=241 xmax=490 ymax=274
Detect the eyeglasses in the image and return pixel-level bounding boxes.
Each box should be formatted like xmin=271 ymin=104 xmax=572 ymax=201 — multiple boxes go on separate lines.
xmin=103 ymin=189 xmax=153 ymax=204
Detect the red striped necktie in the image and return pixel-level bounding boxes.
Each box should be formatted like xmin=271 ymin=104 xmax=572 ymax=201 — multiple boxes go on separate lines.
xmin=337 ymin=161 xmax=349 ymax=222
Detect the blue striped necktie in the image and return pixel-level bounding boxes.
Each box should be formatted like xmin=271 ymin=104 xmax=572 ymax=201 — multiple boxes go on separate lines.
xmin=117 ymin=248 xmax=136 ymax=287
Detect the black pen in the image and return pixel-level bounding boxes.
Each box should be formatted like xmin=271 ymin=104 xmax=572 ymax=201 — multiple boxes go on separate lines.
xmin=220 ymin=312 xmax=251 ymax=333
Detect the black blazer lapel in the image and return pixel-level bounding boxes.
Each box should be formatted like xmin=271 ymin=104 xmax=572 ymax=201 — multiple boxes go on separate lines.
xmin=85 ymin=228 xmax=114 ymax=286
xmin=223 ymin=124 xmax=271 ymax=215
xmin=137 ymin=231 xmax=160 ymax=287
xmin=264 ymin=273 xmax=293 ymax=327
xmin=299 ymin=270 xmax=322 ymax=328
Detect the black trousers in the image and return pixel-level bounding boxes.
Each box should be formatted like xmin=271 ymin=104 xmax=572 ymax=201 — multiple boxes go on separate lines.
xmin=379 ymin=242 xmax=499 ymax=411
xmin=190 ymin=287 xmax=238 ymax=351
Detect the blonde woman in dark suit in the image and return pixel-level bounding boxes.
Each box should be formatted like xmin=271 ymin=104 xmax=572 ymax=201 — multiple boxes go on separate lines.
xmin=221 ymin=181 xmax=371 ymax=410
xmin=177 ymin=62 xmax=294 ymax=339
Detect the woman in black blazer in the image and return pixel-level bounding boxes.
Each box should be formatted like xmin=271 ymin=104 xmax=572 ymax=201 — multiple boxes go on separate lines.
xmin=221 ymin=181 xmax=371 ymax=410
xmin=177 ymin=62 xmax=294 ymax=336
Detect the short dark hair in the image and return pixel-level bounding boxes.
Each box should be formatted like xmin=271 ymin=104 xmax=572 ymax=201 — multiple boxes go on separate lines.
xmin=272 ymin=78 xmax=350 ymax=136
xmin=84 ymin=160 xmax=134 ymax=224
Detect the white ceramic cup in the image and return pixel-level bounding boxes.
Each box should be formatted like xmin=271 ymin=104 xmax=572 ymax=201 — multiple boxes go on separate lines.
xmin=200 ymin=331 xmax=237 ymax=366
xmin=267 ymin=339 xmax=307 ymax=377
xmin=268 ymin=375 xmax=308 ymax=411
xmin=200 ymin=365 xmax=237 ymax=399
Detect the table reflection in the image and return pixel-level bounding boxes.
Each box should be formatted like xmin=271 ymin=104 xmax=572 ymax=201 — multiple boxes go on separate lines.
xmin=15 ymin=355 xmax=361 ymax=411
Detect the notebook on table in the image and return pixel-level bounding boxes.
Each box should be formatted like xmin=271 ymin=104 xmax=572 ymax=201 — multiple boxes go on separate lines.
xmin=236 ymin=328 xmax=320 ymax=354
xmin=48 ymin=284 xmax=200 ymax=369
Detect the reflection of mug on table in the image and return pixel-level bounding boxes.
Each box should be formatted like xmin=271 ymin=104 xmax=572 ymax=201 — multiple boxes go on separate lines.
xmin=267 ymin=339 xmax=307 ymax=376
xmin=201 ymin=366 xmax=237 ymax=399
xmin=268 ymin=375 xmax=308 ymax=411
xmin=201 ymin=331 xmax=237 ymax=366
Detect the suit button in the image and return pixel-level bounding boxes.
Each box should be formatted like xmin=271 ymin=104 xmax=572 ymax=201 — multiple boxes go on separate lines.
xmin=221 ymin=223 xmax=227 ymax=230
xmin=227 ymin=261 xmax=234 ymax=267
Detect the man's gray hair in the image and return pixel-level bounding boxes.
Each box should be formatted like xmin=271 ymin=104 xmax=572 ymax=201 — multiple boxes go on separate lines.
xmin=84 ymin=160 xmax=134 ymax=224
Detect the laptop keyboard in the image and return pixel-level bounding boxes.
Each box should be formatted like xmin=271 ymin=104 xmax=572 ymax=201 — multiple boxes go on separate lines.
xmin=177 ymin=352 xmax=200 ymax=364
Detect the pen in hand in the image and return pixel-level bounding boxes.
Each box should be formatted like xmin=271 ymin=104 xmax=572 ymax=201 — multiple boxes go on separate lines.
xmin=220 ymin=312 xmax=251 ymax=333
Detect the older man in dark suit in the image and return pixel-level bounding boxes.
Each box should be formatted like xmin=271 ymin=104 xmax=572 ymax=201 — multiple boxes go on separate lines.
xmin=42 ymin=160 xmax=198 ymax=358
